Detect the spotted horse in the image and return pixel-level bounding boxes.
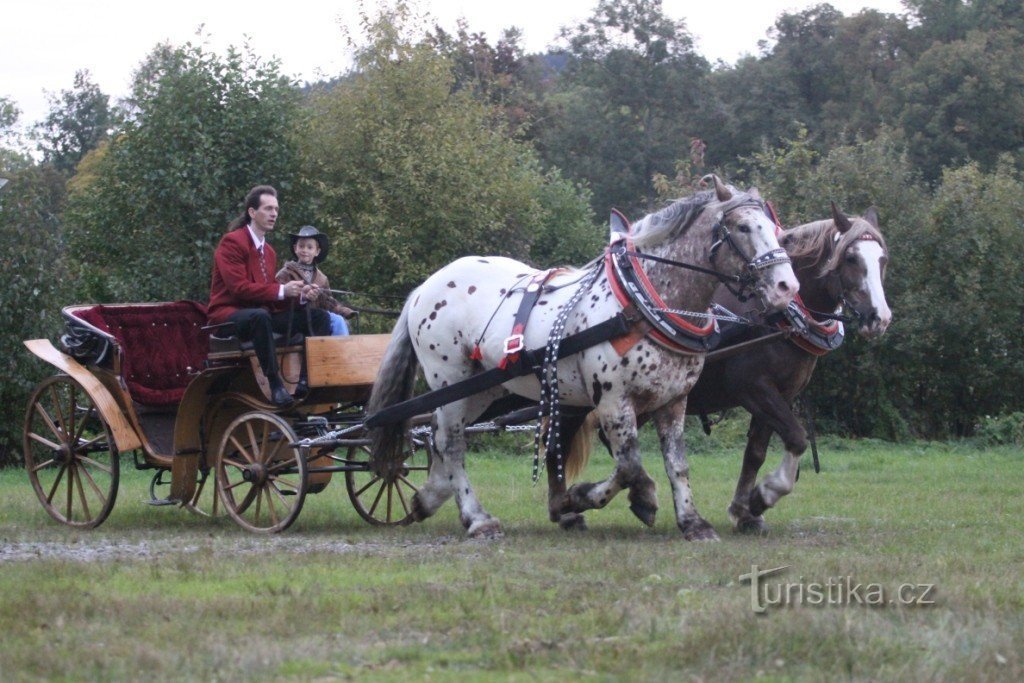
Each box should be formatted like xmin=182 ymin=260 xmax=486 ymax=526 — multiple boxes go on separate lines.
xmin=557 ymin=203 xmax=892 ymax=534
xmin=366 ymin=175 xmax=799 ymax=540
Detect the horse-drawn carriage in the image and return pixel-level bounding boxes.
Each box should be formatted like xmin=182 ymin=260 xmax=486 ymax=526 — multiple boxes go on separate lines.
xmin=22 ymin=300 xmax=429 ymax=532
xmin=22 ymin=175 xmax=891 ymax=541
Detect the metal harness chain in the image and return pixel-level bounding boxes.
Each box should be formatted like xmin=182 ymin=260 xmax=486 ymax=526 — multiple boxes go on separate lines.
xmin=532 ymin=261 xmax=603 ymax=483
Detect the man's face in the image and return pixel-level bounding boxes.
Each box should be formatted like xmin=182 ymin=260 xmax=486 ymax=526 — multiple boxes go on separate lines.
xmin=248 ymin=194 xmax=279 ymax=234
xmin=294 ymin=238 xmax=321 ymax=265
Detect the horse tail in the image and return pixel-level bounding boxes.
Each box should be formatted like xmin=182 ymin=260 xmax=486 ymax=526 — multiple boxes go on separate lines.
xmin=563 ymin=412 xmax=600 ymax=482
xmin=367 ymin=294 xmax=419 ymax=466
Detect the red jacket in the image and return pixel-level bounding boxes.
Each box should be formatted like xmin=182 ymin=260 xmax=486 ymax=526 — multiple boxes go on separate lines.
xmin=207 ymin=227 xmax=286 ymax=324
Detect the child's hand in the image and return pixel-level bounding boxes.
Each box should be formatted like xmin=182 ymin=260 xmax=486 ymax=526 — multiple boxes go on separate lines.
xmin=302 ymin=284 xmax=320 ymax=300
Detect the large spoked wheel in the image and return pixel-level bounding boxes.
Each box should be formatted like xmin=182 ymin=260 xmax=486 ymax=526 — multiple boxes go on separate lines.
xmin=215 ymin=411 xmax=307 ymax=533
xmin=23 ymin=375 xmax=120 ymax=528
xmin=345 ymin=442 xmax=430 ymax=526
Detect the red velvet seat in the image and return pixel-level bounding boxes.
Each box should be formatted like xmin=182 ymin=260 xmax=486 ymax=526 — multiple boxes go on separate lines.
xmin=73 ymin=301 xmax=210 ymax=407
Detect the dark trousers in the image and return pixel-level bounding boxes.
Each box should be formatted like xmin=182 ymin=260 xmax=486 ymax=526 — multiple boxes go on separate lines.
xmin=227 ymin=306 xmax=331 ymax=386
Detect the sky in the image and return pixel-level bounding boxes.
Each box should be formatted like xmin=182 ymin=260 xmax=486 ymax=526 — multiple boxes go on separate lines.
xmin=2 ymin=0 xmax=908 ymax=130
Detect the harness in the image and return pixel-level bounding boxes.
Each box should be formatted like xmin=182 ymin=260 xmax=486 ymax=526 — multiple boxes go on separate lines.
xmin=778 ymin=296 xmax=845 ymax=356
xmin=605 ymin=202 xmax=789 ymax=355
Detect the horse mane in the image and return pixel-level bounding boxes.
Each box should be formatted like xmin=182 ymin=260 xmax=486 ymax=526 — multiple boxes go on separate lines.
xmin=630 ymin=189 xmax=760 ymax=249
xmin=782 ymin=215 xmax=887 ymax=276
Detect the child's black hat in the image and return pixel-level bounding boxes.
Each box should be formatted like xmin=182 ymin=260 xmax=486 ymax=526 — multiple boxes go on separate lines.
xmin=288 ymin=225 xmax=329 ymax=264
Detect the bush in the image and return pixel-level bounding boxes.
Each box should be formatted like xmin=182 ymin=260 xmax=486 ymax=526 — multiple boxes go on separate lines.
xmin=974 ymin=412 xmax=1024 ymax=447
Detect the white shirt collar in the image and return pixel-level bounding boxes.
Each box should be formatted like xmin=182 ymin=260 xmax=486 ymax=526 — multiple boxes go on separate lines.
xmin=246 ymin=224 xmax=265 ymax=250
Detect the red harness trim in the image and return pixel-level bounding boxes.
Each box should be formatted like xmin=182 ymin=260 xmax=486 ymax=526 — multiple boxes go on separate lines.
xmin=604 ymin=236 xmax=717 ymax=355
xmin=781 ymin=294 xmax=843 ymax=356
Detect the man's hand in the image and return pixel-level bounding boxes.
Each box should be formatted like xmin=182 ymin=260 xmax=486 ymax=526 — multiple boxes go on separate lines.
xmin=283 ymin=280 xmax=304 ymax=298
xmin=301 ymin=284 xmax=320 ymax=300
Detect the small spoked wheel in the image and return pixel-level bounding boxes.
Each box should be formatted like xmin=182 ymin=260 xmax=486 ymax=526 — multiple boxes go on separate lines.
xmin=23 ymin=375 xmax=120 ymax=528
xmin=345 ymin=443 xmax=430 ymax=526
xmin=215 ymin=411 xmax=307 ymax=533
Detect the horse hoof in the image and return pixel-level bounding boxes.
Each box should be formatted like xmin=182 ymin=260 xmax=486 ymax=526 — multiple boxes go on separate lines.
xmin=748 ymin=488 xmax=768 ymax=517
xmin=680 ymin=518 xmax=720 ymax=542
xmin=629 ymin=500 xmax=658 ymax=528
xmin=558 ymin=513 xmax=587 ymax=531
xmin=467 ymin=518 xmax=504 ymax=539
xmin=410 ymin=494 xmax=432 ymax=522
xmin=735 ymin=516 xmax=769 ymax=535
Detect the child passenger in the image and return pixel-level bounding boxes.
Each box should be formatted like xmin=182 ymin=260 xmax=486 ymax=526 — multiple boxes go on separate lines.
xmin=275 ymin=225 xmax=356 ymax=335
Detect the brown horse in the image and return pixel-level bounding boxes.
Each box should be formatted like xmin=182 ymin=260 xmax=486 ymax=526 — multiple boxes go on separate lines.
xmin=552 ymin=204 xmax=890 ymax=532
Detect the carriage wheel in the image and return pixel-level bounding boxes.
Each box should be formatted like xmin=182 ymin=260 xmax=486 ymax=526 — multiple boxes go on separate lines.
xmin=344 ymin=443 xmax=430 ymax=526
xmin=214 ymin=411 xmax=307 ymax=533
xmin=23 ymin=375 xmax=120 ymax=528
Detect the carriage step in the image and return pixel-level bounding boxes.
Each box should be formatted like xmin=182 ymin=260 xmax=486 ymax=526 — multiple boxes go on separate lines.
xmin=145 ymin=497 xmax=181 ymax=507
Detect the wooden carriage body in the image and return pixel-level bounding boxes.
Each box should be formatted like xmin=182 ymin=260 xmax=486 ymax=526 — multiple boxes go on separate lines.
xmin=23 ymin=300 xmax=397 ymax=531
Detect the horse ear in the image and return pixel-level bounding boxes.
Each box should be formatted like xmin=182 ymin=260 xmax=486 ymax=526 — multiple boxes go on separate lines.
xmin=701 ymin=174 xmax=733 ymax=201
xmin=831 ymin=201 xmax=853 ymax=233
xmin=863 ymin=206 xmax=880 ymax=228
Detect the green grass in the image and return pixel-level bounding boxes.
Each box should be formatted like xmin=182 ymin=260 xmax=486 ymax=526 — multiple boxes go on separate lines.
xmin=0 ymin=426 xmax=1021 ymax=682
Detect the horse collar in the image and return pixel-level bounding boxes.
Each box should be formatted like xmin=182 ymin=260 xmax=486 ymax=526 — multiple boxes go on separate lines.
xmin=605 ymin=236 xmax=720 ymax=355
xmin=779 ymin=295 xmax=845 ymax=356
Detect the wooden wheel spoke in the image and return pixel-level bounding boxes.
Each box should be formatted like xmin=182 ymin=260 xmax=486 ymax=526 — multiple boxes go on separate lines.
xmin=66 ymin=464 xmax=74 ymax=520
xmin=229 ymin=435 xmax=256 ymax=463
xmin=222 ymin=456 xmax=249 ymax=472
xmin=77 ymin=455 xmax=113 ymax=475
xmin=223 ymin=477 xmax=251 ymax=492
xmin=48 ymin=384 xmax=68 ymax=438
xmin=77 ymin=463 xmax=108 ymax=506
xmin=386 ymin=480 xmax=394 ymax=523
xmin=28 ymin=431 xmax=62 ymax=451
xmin=34 ymin=403 xmax=64 ymax=442
xmin=354 ymin=474 xmax=381 ymax=498
xmin=269 ymin=475 xmax=299 ymax=492
xmin=394 ymin=478 xmax=411 ymax=515
xmin=264 ymin=487 xmax=281 ymax=526
xmin=31 ymin=457 xmax=57 ymax=473
xmin=254 ymin=487 xmax=263 ymax=524
xmin=397 ymin=473 xmax=420 ymax=492
xmin=367 ymin=479 xmax=387 ymax=517
xmin=46 ymin=464 xmax=67 ymax=504
xmin=73 ymin=466 xmax=91 ymax=520
xmin=73 ymin=403 xmax=96 ymax=446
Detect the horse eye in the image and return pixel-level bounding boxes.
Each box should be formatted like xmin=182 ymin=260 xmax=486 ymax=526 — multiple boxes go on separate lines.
xmin=737 ymin=223 xmax=751 ymax=234
xmin=845 ymin=254 xmax=858 ymax=265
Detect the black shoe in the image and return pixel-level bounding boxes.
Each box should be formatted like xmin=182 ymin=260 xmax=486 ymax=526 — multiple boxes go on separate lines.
xmin=270 ymin=384 xmax=294 ymax=408
xmin=293 ymin=378 xmax=309 ymax=401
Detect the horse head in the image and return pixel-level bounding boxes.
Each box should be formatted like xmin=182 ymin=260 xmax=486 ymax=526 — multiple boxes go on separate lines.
xmin=828 ymin=203 xmax=892 ymax=339
xmin=699 ymin=174 xmax=799 ymax=312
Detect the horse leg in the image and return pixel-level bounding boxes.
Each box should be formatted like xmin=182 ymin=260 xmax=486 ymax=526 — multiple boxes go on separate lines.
xmin=547 ymin=411 xmax=589 ymax=531
xmin=557 ymin=405 xmax=658 ymax=527
xmin=742 ymin=393 xmax=809 ymax=520
xmin=413 ymin=392 xmax=505 ymax=538
xmin=652 ymin=398 xmax=719 ymax=541
xmin=727 ymin=416 xmax=772 ymax=533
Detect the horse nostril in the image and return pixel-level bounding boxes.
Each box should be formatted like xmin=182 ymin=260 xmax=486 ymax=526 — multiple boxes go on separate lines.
xmin=778 ymin=280 xmax=790 ymax=292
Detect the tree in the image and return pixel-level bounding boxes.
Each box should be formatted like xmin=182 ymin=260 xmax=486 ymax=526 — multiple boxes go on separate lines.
xmin=891 ymin=28 xmax=1024 ymax=181
xmin=538 ymin=0 xmax=711 ymax=216
xmin=0 ymin=158 xmax=68 ymax=464
xmin=297 ymin=4 xmax=598 ymax=300
xmin=63 ymin=42 xmax=304 ymax=301
xmin=34 ymin=70 xmax=113 ymax=174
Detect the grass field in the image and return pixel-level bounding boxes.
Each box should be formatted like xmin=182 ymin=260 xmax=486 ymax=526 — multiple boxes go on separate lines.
xmin=0 ymin=425 xmax=1021 ymax=681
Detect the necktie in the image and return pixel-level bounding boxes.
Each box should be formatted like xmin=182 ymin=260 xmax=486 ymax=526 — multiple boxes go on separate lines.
xmin=257 ymin=245 xmax=269 ymax=282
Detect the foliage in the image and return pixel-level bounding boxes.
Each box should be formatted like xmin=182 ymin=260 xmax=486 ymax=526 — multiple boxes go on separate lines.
xmin=894 ymin=160 xmax=1024 ymax=436
xmin=33 ymin=70 xmax=113 ymax=174
xmin=63 ymin=41 xmax=303 ymax=302
xmin=974 ymin=411 xmax=1024 ymax=447
xmin=297 ymin=4 xmax=598 ymax=298
xmin=538 ymin=0 xmax=710 ymax=216
xmin=0 ymin=160 xmax=68 ymax=465
xmin=891 ymin=27 xmax=1024 ymax=181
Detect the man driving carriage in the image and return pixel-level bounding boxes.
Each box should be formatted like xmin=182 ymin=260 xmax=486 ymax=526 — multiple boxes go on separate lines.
xmin=208 ymin=184 xmax=331 ymax=407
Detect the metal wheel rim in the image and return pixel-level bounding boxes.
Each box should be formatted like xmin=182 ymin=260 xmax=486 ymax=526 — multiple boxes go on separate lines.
xmin=214 ymin=411 xmax=307 ymax=533
xmin=23 ymin=375 xmax=120 ymax=528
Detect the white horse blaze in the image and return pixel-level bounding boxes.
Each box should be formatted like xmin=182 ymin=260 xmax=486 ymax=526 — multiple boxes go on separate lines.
xmin=853 ymin=240 xmax=892 ymax=336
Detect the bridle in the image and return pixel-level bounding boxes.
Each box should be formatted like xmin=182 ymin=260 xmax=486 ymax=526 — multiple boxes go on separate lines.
xmin=707 ymin=201 xmax=792 ymax=302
